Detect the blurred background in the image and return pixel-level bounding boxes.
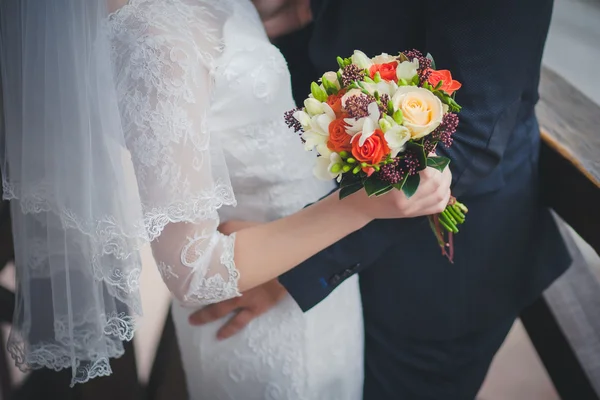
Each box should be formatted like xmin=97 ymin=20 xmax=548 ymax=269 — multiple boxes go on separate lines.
xmin=0 ymin=0 xmax=599 ymax=398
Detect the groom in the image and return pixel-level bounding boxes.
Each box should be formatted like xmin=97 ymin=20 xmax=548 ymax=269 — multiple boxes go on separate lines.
xmin=190 ymin=0 xmax=571 ymax=398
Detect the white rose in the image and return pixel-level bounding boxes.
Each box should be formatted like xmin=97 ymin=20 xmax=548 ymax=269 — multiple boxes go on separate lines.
xmin=351 ymin=50 xmax=373 ymax=69
xmin=314 ymin=152 xmax=343 ymax=181
xmin=396 ymin=59 xmax=419 ymax=82
xmin=391 ymin=86 xmax=443 ymax=139
xmin=322 ymin=71 xmax=341 ymax=89
xmin=371 ymin=53 xmax=397 ymax=64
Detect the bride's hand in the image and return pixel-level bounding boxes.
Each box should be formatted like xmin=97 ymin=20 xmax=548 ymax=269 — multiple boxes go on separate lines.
xmin=343 ymin=166 xmax=452 ymax=222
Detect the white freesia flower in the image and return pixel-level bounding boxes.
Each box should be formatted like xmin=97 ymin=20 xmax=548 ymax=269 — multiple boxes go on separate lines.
xmin=304 ymin=98 xmax=325 ymax=116
xmin=384 ymin=125 xmax=411 ymax=157
xmin=396 ymin=59 xmax=420 ymax=82
xmin=372 ymin=53 xmax=397 ymax=64
xmin=301 ymin=103 xmax=336 ymax=155
xmin=293 ymin=110 xmax=311 ymax=129
xmin=361 ymin=80 xmax=398 ymax=97
xmin=351 ymin=50 xmax=373 ymax=69
xmin=346 ymin=102 xmax=380 ymax=146
xmin=322 ymin=71 xmax=341 ymax=89
xmin=314 ymin=152 xmax=343 ymax=181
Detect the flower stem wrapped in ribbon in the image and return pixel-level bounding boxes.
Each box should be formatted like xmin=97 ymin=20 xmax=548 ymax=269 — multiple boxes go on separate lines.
xmin=285 ymin=50 xmax=468 ymax=262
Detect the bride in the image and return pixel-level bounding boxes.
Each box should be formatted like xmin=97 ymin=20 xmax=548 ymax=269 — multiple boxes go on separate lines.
xmin=0 ymin=0 xmax=451 ymax=398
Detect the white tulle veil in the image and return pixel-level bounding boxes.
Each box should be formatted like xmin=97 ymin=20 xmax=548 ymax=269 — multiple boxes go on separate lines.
xmin=0 ymin=0 xmax=148 ymax=385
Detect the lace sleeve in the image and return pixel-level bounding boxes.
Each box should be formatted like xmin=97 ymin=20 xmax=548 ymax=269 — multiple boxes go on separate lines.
xmin=115 ymin=19 xmax=239 ymax=306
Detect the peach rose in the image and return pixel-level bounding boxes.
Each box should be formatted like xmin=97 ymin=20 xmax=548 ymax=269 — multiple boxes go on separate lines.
xmin=391 ymin=86 xmax=443 ymax=139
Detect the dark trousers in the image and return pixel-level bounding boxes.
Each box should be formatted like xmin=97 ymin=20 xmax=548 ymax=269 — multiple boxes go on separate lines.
xmin=363 ymin=314 xmax=515 ymax=400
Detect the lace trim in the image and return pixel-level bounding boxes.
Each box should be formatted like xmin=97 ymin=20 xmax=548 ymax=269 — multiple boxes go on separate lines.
xmin=182 ymin=233 xmax=241 ymax=306
xmin=4 ymin=180 xmax=235 ymax=253
xmin=7 ymin=311 xmax=135 ymax=386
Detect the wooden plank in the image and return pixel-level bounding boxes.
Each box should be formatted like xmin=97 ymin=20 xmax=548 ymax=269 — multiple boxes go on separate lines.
xmin=537 ymin=66 xmax=600 ymax=187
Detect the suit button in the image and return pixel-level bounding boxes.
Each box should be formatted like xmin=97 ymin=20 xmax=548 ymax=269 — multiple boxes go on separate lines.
xmin=329 ymin=274 xmax=342 ymax=286
xmin=341 ymin=268 xmax=353 ymax=278
xmin=350 ymin=262 xmax=361 ymax=271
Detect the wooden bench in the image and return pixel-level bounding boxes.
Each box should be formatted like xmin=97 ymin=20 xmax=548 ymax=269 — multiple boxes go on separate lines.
xmin=520 ymin=66 xmax=600 ymax=400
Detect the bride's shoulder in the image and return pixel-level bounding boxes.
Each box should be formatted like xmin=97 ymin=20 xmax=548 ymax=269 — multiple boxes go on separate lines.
xmin=107 ymin=0 xmax=238 ymax=67
xmin=107 ymin=0 xmax=233 ymax=42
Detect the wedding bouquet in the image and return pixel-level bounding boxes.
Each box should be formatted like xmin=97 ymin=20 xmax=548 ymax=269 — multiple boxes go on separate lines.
xmin=285 ymin=49 xmax=468 ymax=262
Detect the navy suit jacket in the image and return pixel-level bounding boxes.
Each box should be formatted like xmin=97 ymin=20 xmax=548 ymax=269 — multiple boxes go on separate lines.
xmin=278 ymin=0 xmax=571 ymax=339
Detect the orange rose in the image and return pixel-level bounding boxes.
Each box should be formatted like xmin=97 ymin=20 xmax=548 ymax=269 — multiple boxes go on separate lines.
xmin=369 ymin=62 xmax=399 ymax=82
xmin=427 ymin=69 xmax=462 ymax=95
xmin=351 ymin=129 xmax=390 ymax=166
xmin=327 ymin=118 xmax=352 ymax=153
xmin=326 ymin=89 xmax=346 ymax=115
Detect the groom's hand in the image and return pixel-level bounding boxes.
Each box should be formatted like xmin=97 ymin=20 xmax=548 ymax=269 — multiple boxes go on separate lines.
xmin=188 ymin=279 xmax=287 ymax=340
xmin=188 ymin=219 xmax=286 ymax=340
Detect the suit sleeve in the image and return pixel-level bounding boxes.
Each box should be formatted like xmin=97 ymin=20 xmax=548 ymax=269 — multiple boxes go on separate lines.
xmin=279 ymin=217 xmax=424 ymax=311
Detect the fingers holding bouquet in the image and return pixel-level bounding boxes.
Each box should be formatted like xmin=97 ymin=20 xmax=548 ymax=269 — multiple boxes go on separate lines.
xmin=285 ymin=49 xmax=467 ymax=262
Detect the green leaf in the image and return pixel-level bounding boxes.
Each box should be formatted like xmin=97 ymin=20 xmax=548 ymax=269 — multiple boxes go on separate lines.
xmin=406 ymin=141 xmax=427 ymax=171
xmin=402 ymin=174 xmax=421 ymax=199
xmin=426 ymin=156 xmax=451 ymax=172
xmin=310 ymin=81 xmax=328 ymax=102
xmin=364 ymin=178 xmax=393 ymax=197
xmin=339 ymin=183 xmax=363 ymax=199
xmin=340 ymin=173 xmax=361 ymax=188
xmin=392 ymin=173 xmax=410 ymax=191
xmin=373 ymin=71 xmax=382 ymax=83
xmin=398 ymin=53 xmax=409 ymax=63
xmin=337 ymin=56 xmax=345 ymax=69
xmin=426 ymin=53 xmax=436 ymax=70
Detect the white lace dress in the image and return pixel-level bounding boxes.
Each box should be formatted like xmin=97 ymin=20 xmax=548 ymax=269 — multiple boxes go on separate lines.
xmin=107 ymin=1 xmax=363 ymax=399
